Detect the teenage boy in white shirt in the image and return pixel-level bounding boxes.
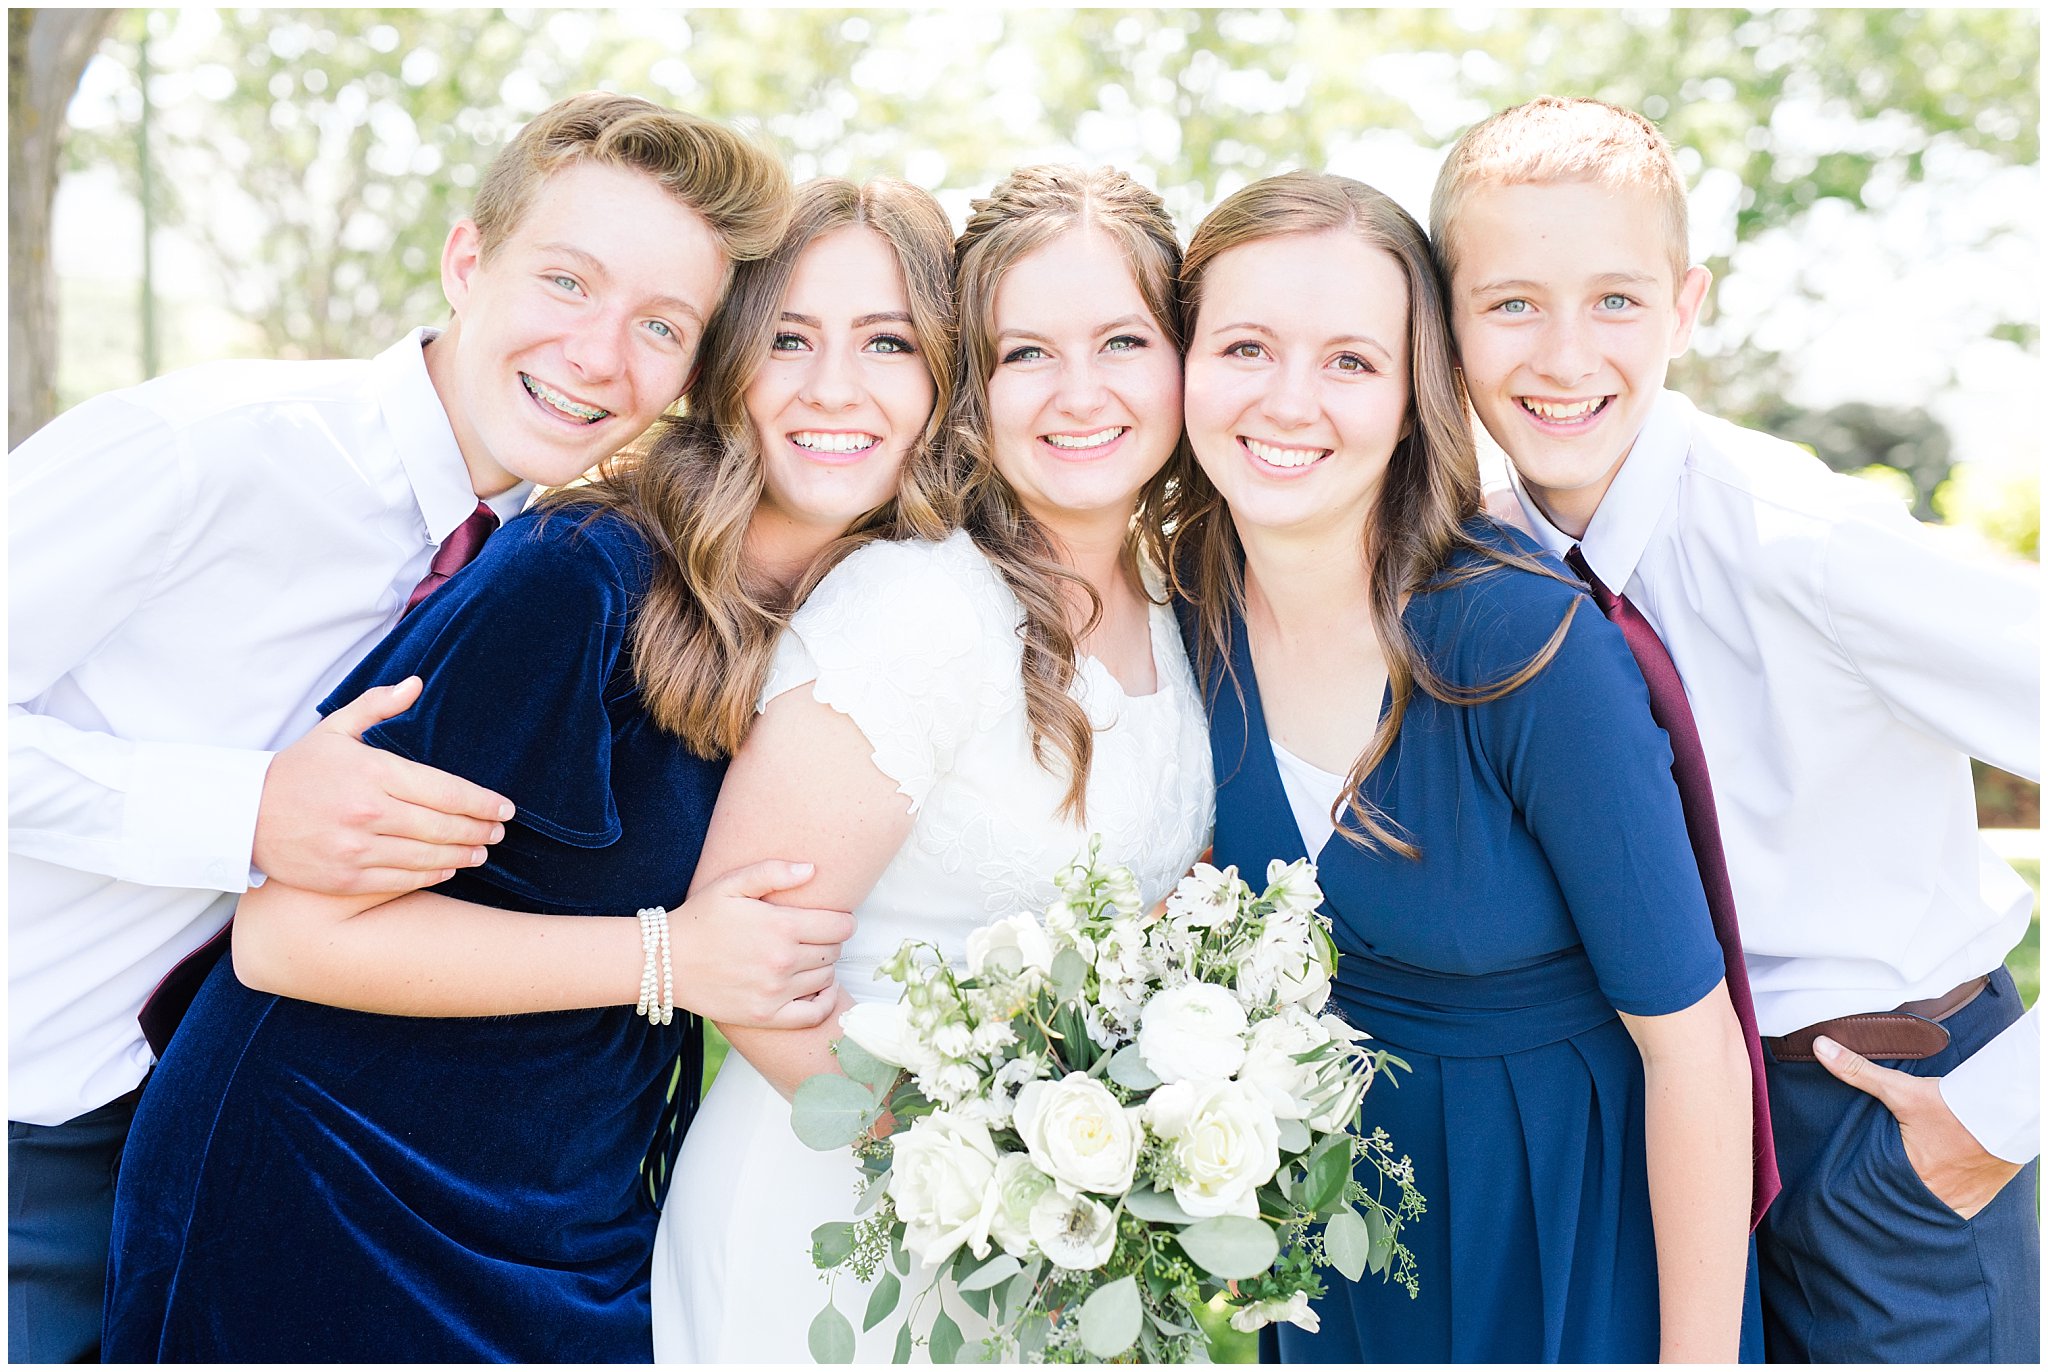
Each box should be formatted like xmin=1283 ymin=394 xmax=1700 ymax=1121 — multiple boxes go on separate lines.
xmin=1430 ymin=95 xmax=2039 ymax=1363
xmin=8 ymin=92 xmax=850 ymax=1362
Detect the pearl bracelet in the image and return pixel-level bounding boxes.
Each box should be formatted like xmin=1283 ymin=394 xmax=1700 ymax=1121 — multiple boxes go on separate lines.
xmin=635 ymin=906 xmax=674 ymax=1026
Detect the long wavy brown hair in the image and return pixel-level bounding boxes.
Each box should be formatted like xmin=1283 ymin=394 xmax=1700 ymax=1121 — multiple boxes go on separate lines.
xmin=944 ymin=165 xmax=1187 ymax=821
xmin=1160 ymin=170 xmax=1575 ymax=856
xmin=539 ymin=178 xmax=957 ymax=758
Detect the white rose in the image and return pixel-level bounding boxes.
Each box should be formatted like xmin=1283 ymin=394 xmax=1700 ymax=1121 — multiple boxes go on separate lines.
xmin=1013 ymin=1073 xmax=1141 ymax=1196
xmin=1165 ymin=862 xmax=1249 ymax=929
xmin=988 ymin=1152 xmax=1056 ymax=1258
xmin=1138 ymin=982 xmax=1249 ymax=1084
xmin=1027 ymin=1189 xmax=1118 ymax=1271
xmin=886 ymin=1110 xmax=1001 ymax=1267
xmin=966 ymin=912 xmax=1056 ymax=981
xmin=1236 ymin=1007 xmax=1329 ymax=1123
xmin=1228 ymin=1289 xmax=1322 ymax=1334
xmin=1145 ymin=1079 xmax=1282 ymax=1219
xmin=837 ymin=1000 xmax=941 ymax=1075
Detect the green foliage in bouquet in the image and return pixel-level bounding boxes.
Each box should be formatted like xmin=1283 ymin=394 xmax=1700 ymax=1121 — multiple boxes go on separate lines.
xmin=790 ymin=841 xmax=1424 ymax=1363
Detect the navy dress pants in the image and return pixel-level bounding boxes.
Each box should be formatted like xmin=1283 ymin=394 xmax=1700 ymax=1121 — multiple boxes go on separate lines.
xmin=1757 ymin=966 xmax=2039 ymax=1363
xmin=8 ymin=1088 xmax=141 ymax=1363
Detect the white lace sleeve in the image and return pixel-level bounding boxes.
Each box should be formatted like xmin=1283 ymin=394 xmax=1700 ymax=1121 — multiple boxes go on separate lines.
xmin=761 ymin=535 xmax=1013 ymax=813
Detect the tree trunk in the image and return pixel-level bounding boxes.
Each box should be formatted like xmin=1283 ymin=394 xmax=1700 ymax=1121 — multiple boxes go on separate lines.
xmin=10 ymin=8 xmax=118 ymax=449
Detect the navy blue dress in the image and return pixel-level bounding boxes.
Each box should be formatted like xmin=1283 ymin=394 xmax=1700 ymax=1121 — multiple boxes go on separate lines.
xmin=1202 ymin=522 xmax=1762 ymax=1362
xmin=104 ymin=508 xmax=721 ymax=1362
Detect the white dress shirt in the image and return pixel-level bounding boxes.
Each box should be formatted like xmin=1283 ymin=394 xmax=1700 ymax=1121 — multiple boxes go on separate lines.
xmin=8 ymin=330 xmax=529 ymax=1126
xmin=1510 ymin=389 xmax=2040 ymax=1164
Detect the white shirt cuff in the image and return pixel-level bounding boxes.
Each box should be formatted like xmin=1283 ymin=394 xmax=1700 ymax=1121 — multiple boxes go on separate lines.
xmin=1940 ymin=1007 xmax=2039 ymax=1165
xmin=126 ymin=742 xmax=276 ymax=893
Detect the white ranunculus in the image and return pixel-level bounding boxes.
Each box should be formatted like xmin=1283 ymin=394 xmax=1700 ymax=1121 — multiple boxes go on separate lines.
xmin=1165 ymin=862 xmax=1248 ymax=928
xmin=966 ymin=912 xmax=1056 ymax=981
xmin=1013 ymin=1073 xmax=1141 ymax=1196
xmin=1027 ymin=1189 xmax=1118 ymax=1271
xmin=1236 ymin=1007 xmax=1330 ymax=1123
xmin=886 ymin=1110 xmax=1001 ymax=1266
xmin=1228 ymin=1289 xmax=1322 ymax=1334
xmin=988 ymin=1152 xmax=1056 ymax=1258
xmin=837 ymin=1000 xmax=941 ymax=1074
xmin=1145 ymin=1079 xmax=1282 ymax=1219
xmin=1138 ymin=982 xmax=1249 ymax=1084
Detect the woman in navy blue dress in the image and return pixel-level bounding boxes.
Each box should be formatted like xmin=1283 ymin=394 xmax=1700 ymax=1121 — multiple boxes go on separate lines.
xmin=102 ymin=178 xmax=958 ymax=1361
xmin=1160 ymin=172 xmax=1761 ymax=1361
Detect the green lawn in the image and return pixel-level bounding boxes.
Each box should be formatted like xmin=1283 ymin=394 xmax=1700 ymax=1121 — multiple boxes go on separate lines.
xmin=697 ymin=852 xmax=2041 ymax=1364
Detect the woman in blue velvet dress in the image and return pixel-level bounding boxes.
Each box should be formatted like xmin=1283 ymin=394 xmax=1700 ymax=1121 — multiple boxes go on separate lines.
xmin=102 ymin=179 xmax=958 ymax=1361
xmin=1160 ymin=172 xmax=1761 ymax=1361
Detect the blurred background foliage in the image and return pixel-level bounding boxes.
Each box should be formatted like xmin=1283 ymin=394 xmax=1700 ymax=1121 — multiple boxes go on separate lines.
xmin=41 ymin=6 xmax=2036 ymax=571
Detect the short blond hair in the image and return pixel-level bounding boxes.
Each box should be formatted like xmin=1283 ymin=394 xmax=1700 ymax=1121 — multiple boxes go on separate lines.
xmin=1429 ymin=96 xmax=1690 ymax=291
xmin=472 ymin=92 xmax=791 ymax=267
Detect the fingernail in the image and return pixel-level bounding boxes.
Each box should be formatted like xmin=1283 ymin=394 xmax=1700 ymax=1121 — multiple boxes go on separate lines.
xmin=471 ymin=847 xmax=488 ymax=865
xmin=792 ymin=862 xmax=814 ymax=877
xmin=489 ymin=825 xmax=506 ymax=843
xmin=498 ymin=802 xmax=516 ymax=821
xmin=1813 ymin=1035 xmax=1840 ymax=1062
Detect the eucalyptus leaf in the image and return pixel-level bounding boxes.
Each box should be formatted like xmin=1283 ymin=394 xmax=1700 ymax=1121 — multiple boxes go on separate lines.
xmin=1105 ymin=1041 xmax=1162 ymax=1090
xmin=1018 ymin=1313 xmax=1051 ymax=1358
xmin=1122 ymin=1186 xmax=1196 ymax=1224
xmin=892 ymin=1321 xmax=912 ymax=1364
xmin=929 ymin=1309 xmax=964 ymax=1364
xmin=811 ymin=1220 xmax=856 ymax=1269
xmin=808 ymin=1303 xmax=855 ymax=1363
xmin=1176 ymin=1215 xmax=1280 ymax=1280
xmin=999 ymin=1268 xmax=1037 ymax=1325
xmin=1051 ymin=947 xmax=1089 ymax=1000
xmin=957 ymin=1252 xmax=1021 ymax=1292
xmin=889 ymin=1227 xmax=908 ymax=1275
xmin=792 ymin=1074 xmax=882 ymax=1151
xmin=1324 ymin=1207 xmax=1370 ymax=1282
xmin=983 ymin=944 xmax=1023 ymax=979
xmin=863 ymin=1270 xmax=902 ymax=1333
xmin=1276 ymin=1116 xmax=1312 ymax=1155
xmin=1366 ymin=1203 xmax=1394 ymax=1275
xmin=1078 ymin=1274 xmax=1142 ymax=1359
xmin=958 ymin=1282 xmax=993 ymax=1319
xmin=835 ymin=1035 xmax=899 ymax=1094
xmin=855 ymin=1167 xmax=891 ymax=1216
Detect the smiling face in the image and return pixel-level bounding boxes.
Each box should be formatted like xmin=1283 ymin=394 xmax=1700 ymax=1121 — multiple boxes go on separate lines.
xmin=743 ymin=225 xmax=936 ymax=555
xmin=983 ymin=226 xmax=1183 ymax=541
xmin=1183 ymin=229 xmax=1412 ymax=545
xmin=427 ymin=158 xmax=727 ymax=496
xmin=1448 ymin=178 xmax=1709 ymax=536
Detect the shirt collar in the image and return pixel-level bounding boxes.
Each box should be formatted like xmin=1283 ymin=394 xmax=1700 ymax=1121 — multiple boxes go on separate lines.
xmin=372 ymin=327 xmax=532 ymax=543
xmin=1508 ymin=388 xmax=1694 ymax=593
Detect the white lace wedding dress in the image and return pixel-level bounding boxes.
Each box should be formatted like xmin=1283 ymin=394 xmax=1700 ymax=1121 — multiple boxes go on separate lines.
xmin=650 ymin=530 xmax=1213 ymax=1362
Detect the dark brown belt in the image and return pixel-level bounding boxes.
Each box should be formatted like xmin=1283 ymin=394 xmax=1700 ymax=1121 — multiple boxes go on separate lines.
xmin=1766 ymin=974 xmax=1990 ymax=1063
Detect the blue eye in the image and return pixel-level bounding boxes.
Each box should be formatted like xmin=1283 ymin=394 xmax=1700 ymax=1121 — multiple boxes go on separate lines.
xmin=868 ymin=334 xmax=916 ymax=355
xmin=1497 ymin=299 xmax=1530 ymax=315
xmin=550 ymin=274 xmax=584 ymax=295
xmin=646 ymin=320 xmax=676 ymax=340
xmin=1599 ymin=293 xmax=1633 ymax=311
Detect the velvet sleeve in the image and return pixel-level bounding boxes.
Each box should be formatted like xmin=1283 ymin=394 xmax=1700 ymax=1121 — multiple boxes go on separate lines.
xmin=321 ymin=508 xmax=645 ymax=876
xmin=1463 ymin=567 xmax=1726 ymax=1019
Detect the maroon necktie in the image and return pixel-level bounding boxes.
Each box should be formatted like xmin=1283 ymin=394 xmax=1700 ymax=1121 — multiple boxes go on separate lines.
xmin=138 ymin=504 xmax=500 ymax=1058
xmin=404 ymin=501 xmax=499 ymax=616
xmin=1565 ymin=544 xmax=1782 ymax=1231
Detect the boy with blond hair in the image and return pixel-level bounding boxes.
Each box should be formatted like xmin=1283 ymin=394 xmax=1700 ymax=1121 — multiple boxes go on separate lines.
xmin=9 ymin=92 xmax=847 ymax=1360
xmin=1431 ymin=95 xmax=2038 ymax=1362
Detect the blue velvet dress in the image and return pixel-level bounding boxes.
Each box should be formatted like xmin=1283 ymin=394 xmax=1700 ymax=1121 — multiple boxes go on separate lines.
xmin=103 ymin=508 xmax=719 ymax=1362
xmin=1202 ymin=522 xmax=1762 ymax=1363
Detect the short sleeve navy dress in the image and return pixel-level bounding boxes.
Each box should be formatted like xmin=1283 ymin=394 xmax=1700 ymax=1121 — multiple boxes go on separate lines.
xmin=103 ymin=508 xmax=722 ymax=1362
xmin=1202 ymin=522 xmax=1762 ymax=1363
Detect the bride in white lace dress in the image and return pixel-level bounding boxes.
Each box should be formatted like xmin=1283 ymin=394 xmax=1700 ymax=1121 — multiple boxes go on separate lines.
xmin=651 ymin=167 xmax=1214 ymax=1363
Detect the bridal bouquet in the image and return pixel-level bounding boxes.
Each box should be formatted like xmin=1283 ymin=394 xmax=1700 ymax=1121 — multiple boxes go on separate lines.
xmin=791 ymin=841 xmax=1422 ymax=1364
